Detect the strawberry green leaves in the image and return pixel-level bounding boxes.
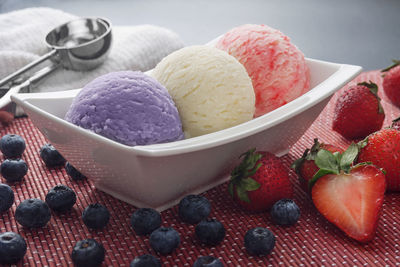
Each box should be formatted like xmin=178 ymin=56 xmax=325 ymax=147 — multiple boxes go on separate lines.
xmin=230 ymin=178 xmax=261 ymax=203
xmin=339 ymin=143 xmax=359 ymax=172
xmin=229 ymin=148 xmax=262 ymax=203
xmin=315 ymin=149 xmax=340 ymax=174
xmin=309 ymin=150 xmax=339 ymax=189
xmin=309 ymin=143 xmax=359 ymax=189
xmin=231 ymin=149 xmax=262 ymax=181
xmin=358 ymin=81 xmax=378 ymax=94
xmin=291 ymin=138 xmax=321 ymax=173
xmin=358 ymin=137 xmax=369 ymax=149
xmin=358 ymin=81 xmax=384 ymax=114
xmin=381 ymin=59 xmax=400 ymax=73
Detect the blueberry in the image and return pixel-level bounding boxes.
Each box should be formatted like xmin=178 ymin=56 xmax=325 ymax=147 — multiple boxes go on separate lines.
xmin=0 ymin=232 xmax=27 ymax=264
xmin=0 ymin=183 xmax=14 ymax=212
xmin=15 ymin=198 xmax=51 ymax=228
xmin=193 ymin=256 xmax=224 ymax=267
xmin=0 ymin=134 xmax=25 ymax=159
xmin=149 ymin=227 xmax=180 ymax=255
xmin=45 ymin=184 xmax=77 ymax=212
xmin=244 ymin=227 xmax=275 ymax=256
xmin=82 ymin=203 xmax=110 ymax=229
xmin=0 ymin=158 xmax=28 ymax=182
xmin=65 ymin=162 xmax=86 ymax=181
xmin=270 ymin=199 xmax=300 ymax=226
xmin=71 ymin=238 xmax=105 ymax=267
xmin=130 ymin=208 xmax=162 ymax=236
xmin=39 ymin=143 xmax=66 ymax=167
xmin=130 ymin=254 xmax=161 ymax=267
xmin=178 ymin=195 xmax=211 ymax=224
xmin=195 ymin=219 xmax=225 ymax=246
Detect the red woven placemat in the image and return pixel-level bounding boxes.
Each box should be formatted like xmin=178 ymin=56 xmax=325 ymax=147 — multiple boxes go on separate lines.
xmin=1 ymin=70 xmax=399 ymax=266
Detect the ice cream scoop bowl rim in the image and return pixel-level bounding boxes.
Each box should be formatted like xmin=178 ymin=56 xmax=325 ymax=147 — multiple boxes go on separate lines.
xmin=45 ymin=17 xmax=112 ymax=51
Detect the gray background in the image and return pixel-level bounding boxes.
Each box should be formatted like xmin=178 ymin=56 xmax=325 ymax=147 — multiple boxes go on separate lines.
xmin=0 ymin=0 xmax=399 ymax=71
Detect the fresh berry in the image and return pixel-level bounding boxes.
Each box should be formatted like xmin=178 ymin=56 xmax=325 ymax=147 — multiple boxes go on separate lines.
xmin=149 ymin=227 xmax=180 ymax=255
xmin=0 ymin=111 xmax=14 ymax=126
xmin=0 ymin=134 xmax=25 ymax=158
xmin=292 ymin=138 xmax=343 ymax=192
xmin=382 ymin=60 xmax=400 ymax=107
xmin=311 ymin=143 xmax=386 ymax=242
xmin=82 ymin=203 xmax=110 ymax=230
xmin=130 ymin=254 xmax=161 ymax=267
xmin=391 ymin=116 xmax=400 ymax=131
xmin=45 ymin=184 xmax=77 ymax=212
xmin=332 ymin=81 xmax=385 ymax=139
xmin=130 ymin=208 xmax=162 ymax=235
xmin=39 ymin=143 xmax=66 ymax=167
xmin=270 ymin=199 xmax=300 ymax=226
xmin=229 ymin=149 xmax=292 ymax=212
xmin=244 ymin=227 xmax=275 ymax=256
xmin=65 ymin=162 xmax=87 ymax=181
xmin=0 ymin=158 xmax=28 ymax=182
xmin=195 ymin=219 xmax=226 ymax=246
xmin=178 ymin=194 xmax=211 ymax=224
xmin=193 ymin=256 xmax=224 ymax=267
xmin=15 ymin=198 xmax=51 ymax=228
xmin=71 ymin=239 xmax=105 ymax=267
xmin=357 ymin=128 xmax=400 ymax=191
xmin=0 ymin=183 xmax=14 ymax=212
xmin=0 ymin=232 xmax=27 ymax=264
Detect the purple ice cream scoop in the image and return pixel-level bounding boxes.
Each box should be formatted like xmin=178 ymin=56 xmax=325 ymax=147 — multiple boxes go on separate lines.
xmin=65 ymin=71 xmax=184 ymax=146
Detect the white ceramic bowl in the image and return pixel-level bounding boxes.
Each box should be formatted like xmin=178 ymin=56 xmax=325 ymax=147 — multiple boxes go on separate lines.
xmin=11 ymin=57 xmax=361 ymax=211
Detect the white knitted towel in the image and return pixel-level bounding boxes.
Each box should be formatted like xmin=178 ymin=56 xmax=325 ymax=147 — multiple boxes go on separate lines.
xmin=0 ymin=7 xmax=184 ymax=93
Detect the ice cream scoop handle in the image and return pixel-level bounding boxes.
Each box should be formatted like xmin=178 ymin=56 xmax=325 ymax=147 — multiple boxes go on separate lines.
xmin=25 ymin=63 xmax=60 ymax=89
xmin=0 ymin=63 xmax=60 ymax=112
xmin=0 ymin=49 xmax=58 ymax=88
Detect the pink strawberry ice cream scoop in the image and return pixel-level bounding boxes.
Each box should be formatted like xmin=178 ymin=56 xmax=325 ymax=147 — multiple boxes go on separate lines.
xmin=216 ymin=24 xmax=311 ymax=117
xmin=65 ymin=71 xmax=184 ymax=146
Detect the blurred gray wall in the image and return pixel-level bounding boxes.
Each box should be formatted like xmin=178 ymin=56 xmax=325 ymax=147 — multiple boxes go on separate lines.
xmin=1 ymin=0 xmax=399 ymax=70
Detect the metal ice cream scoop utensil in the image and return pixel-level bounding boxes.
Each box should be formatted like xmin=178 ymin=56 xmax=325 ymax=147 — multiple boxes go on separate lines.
xmin=0 ymin=17 xmax=112 ymax=114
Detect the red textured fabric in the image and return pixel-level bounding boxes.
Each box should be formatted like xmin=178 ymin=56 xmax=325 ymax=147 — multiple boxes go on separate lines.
xmin=1 ymin=70 xmax=399 ymax=266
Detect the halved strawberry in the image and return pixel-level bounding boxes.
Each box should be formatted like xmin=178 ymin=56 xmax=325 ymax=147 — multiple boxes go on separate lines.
xmin=311 ymin=143 xmax=386 ymax=242
xmin=291 ymin=138 xmax=343 ymax=193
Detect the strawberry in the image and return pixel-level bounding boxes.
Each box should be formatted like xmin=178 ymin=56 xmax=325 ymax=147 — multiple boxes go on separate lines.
xmin=382 ymin=60 xmax=400 ymax=107
xmin=391 ymin=116 xmax=400 ymax=131
xmin=357 ymin=128 xmax=400 ymax=191
xmin=229 ymin=149 xmax=292 ymax=212
xmin=332 ymin=81 xmax=385 ymax=140
xmin=291 ymin=138 xmax=343 ymax=193
xmin=311 ymin=143 xmax=386 ymax=242
xmin=0 ymin=111 xmax=13 ymax=126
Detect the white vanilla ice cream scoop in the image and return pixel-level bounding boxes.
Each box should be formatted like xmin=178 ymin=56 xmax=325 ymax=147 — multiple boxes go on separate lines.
xmin=152 ymin=45 xmax=255 ymax=138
